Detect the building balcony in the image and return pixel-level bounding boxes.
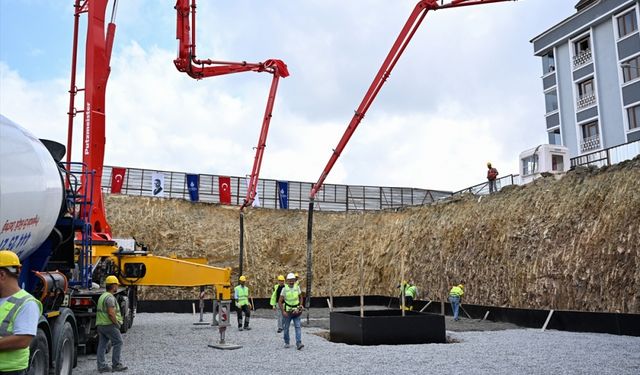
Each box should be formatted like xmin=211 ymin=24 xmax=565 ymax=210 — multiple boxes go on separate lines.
xmin=573 ymin=49 xmax=592 ymax=68
xmin=580 ymin=134 xmax=601 ymax=153
xmin=576 ymin=94 xmax=596 ymax=110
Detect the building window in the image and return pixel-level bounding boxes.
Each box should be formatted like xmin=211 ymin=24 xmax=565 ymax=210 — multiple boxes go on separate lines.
xmin=551 ymin=154 xmax=564 ymax=172
xmin=617 ymin=9 xmax=638 ymax=38
xmin=622 ymin=55 xmax=640 ymax=83
xmin=542 ymin=51 xmax=555 ymax=73
xmin=580 ymin=121 xmax=600 ymax=152
xmin=576 ymin=78 xmax=596 ymax=109
xmin=522 ymin=154 xmax=539 ymax=176
xmin=548 ymin=128 xmax=561 ymax=145
xmin=628 ymin=104 xmax=640 ymax=130
xmin=545 ymin=90 xmax=558 ymax=113
xmin=573 ymin=36 xmax=592 ymax=67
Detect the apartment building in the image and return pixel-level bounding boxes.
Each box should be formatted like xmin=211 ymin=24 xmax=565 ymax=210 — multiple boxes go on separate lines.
xmin=531 ymin=0 xmax=640 ymax=157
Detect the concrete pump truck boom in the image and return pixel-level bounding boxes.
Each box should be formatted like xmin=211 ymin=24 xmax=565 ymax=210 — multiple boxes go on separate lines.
xmin=1 ymin=0 xmax=288 ymax=373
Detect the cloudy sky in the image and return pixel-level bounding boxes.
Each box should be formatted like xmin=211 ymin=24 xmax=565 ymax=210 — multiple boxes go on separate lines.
xmin=0 ymin=0 xmax=577 ymax=192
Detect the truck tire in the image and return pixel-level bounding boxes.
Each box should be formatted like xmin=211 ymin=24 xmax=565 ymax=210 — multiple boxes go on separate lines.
xmin=52 ymin=321 xmax=75 ymax=375
xmin=27 ymin=328 xmax=49 ymax=375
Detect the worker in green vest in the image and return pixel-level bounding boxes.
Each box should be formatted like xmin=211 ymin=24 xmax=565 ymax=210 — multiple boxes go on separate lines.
xmin=0 ymin=250 xmax=42 ymax=375
xmin=270 ymin=275 xmax=285 ymax=333
xmin=96 ymin=275 xmax=128 ymax=372
xmin=400 ymin=281 xmax=417 ymax=311
xmin=278 ymin=273 xmax=304 ymax=350
xmin=449 ymin=284 xmax=465 ymax=321
xmin=234 ymin=275 xmax=252 ymax=331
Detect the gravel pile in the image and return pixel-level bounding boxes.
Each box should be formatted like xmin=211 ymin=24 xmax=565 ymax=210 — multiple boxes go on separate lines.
xmin=74 ymin=312 xmax=640 ymax=374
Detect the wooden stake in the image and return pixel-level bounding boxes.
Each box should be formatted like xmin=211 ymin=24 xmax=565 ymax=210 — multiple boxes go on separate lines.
xmin=400 ymin=251 xmax=405 ymax=317
xmin=360 ymin=245 xmax=365 ymax=318
xmin=328 ymin=246 xmax=334 ymax=312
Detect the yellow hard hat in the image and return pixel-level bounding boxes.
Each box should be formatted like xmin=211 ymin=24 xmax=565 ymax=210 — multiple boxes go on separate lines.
xmin=239 ymin=275 xmax=247 ymax=282
xmin=458 ymin=284 xmax=464 ymax=289
xmin=105 ymin=275 xmax=119 ymax=285
xmin=487 ymin=162 xmax=492 ymax=167
xmin=294 ymin=272 xmax=299 ymax=278
xmin=277 ymin=275 xmax=285 ymax=281
xmin=0 ymin=250 xmax=21 ymax=268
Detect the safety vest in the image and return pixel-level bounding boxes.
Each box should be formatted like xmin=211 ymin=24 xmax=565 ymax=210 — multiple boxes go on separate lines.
xmin=234 ymin=285 xmax=250 ymax=306
xmin=96 ymin=292 xmax=123 ymax=326
xmin=449 ymin=286 xmax=464 ymax=297
xmin=270 ymin=284 xmax=284 ymax=306
xmin=282 ymin=285 xmax=300 ymax=312
xmin=402 ymin=284 xmax=417 ymax=299
xmin=0 ymin=289 xmax=43 ymax=371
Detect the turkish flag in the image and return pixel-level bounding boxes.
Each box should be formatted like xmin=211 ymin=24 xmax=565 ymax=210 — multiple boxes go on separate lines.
xmin=218 ymin=176 xmax=231 ymax=205
xmin=110 ymin=167 xmax=126 ymax=194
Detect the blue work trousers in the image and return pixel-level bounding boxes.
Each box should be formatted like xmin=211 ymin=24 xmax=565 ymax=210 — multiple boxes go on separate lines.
xmin=449 ymin=296 xmax=461 ymax=321
xmin=282 ymin=313 xmax=302 ymax=345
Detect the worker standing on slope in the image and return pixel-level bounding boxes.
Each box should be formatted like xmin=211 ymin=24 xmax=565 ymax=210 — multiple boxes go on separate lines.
xmin=487 ymin=162 xmax=499 ymax=194
xmin=0 ymin=250 xmax=42 ymax=375
xmin=400 ymin=281 xmax=417 ymax=311
xmin=449 ymin=284 xmax=465 ymax=321
xmin=279 ymin=273 xmax=304 ymax=350
xmin=234 ymin=275 xmax=252 ymax=331
xmin=96 ymin=275 xmax=128 ymax=372
xmin=270 ymin=275 xmax=286 ymax=333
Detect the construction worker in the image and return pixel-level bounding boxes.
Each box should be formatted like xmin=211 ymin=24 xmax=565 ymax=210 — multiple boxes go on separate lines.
xmin=400 ymin=281 xmax=417 ymax=311
xmin=234 ymin=275 xmax=252 ymax=331
xmin=96 ymin=275 xmax=128 ymax=372
xmin=449 ymin=284 xmax=465 ymax=321
xmin=487 ymin=162 xmax=499 ymax=194
xmin=278 ymin=273 xmax=304 ymax=350
xmin=0 ymin=250 xmax=42 ymax=375
xmin=270 ymin=275 xmax=286 ymax=333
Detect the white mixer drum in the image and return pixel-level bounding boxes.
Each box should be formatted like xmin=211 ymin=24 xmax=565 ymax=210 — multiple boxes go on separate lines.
xmin=0 ymin=115 xmax=64 ymax=260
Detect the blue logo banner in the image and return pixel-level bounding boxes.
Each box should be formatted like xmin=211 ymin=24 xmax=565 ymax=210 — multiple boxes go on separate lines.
xmin=187 ymin=174 xmax=199 ymax=202
xmin=277 ymin=181 xmax=289 ymax=209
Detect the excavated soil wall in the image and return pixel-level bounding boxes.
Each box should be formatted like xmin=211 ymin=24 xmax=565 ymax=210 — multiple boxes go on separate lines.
xmin=105 ymin=157 xmax=640 ymax=313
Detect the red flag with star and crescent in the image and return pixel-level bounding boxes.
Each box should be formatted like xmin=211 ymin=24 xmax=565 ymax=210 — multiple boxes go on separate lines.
xmin=110 ymin=167 xmax=126 ymax=194
xmin=218 ymin=176 xmax=231 ymax=205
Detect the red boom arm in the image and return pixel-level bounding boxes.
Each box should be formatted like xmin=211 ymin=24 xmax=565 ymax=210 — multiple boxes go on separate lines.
xmin=308 ymin=0 xmax=513 ymax=199
xmin=174 ymin=0 xmax=289 ymax=210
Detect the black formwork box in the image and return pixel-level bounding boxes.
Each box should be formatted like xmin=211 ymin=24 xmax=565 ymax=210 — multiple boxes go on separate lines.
xmin=330 ymin=310 xmax=446 ymax=345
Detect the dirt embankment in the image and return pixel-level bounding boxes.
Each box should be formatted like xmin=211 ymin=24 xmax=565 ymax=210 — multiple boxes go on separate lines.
xmin=105 ymin=157 xmax=640 ymax=313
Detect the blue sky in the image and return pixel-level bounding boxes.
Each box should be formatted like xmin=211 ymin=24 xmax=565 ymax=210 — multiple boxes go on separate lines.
xmin=0 ymin=0 xmax=577 ymax=191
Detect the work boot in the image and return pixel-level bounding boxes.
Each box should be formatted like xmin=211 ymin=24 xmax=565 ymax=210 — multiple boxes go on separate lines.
xmin=284 ymin=343 xmax=291 ymax=349
xmin=98 ymin=366 xmax=112 ymax=373
xmin=244 ymin=326 xmax=252 ymax=331
xmin=112 ymin=363 xmax=128 ymax=372
xmin=277 ymin=328 xmax=283 ymax=333
xmin=296 ymin=343 xmax=304 ymax=350
xmin=238 ymin=326 xmax=244 ymax=331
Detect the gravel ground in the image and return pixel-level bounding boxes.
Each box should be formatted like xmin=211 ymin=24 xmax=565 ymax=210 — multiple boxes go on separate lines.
xmin=74 ymin=312 xmax=640 ymax=375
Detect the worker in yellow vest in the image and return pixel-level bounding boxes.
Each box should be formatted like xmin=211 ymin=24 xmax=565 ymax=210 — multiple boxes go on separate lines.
xmin=400 ymin=281 xmax=417 ymax=311
xmin=270 ymin=275 xmax=286 ymax=333
xmin=449 ymin=284 xmax=465 ymax=321
xmin=0 ymin=250 xmax=42 ymax=375
xmin=234 ymin=275 xmax=252 ymax=331
xmin=278 ymin=273 xmax=304 ymax=350
xmin=96 ymin=275 xmax=128 ymax=372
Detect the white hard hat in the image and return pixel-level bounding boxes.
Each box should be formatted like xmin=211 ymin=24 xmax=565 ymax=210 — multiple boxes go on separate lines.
xmin=286 ymin=273 xmax=296 ymax=280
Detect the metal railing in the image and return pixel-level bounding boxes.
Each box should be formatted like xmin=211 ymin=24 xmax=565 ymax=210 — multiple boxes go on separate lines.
xmin=452 ymin=174 xmax=521 ymax=196
xmin=573 ymin=49 xmax=592 ymax=68
xmin=100 ymin=166 xmax=452 ymax=211
xmin=571 ymin=139 xmax=640 ymax=168
xmin=580 ymin=134 xmax=601 ymax=153
xmin=576 ymin=93 xmax=596 ymax=110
